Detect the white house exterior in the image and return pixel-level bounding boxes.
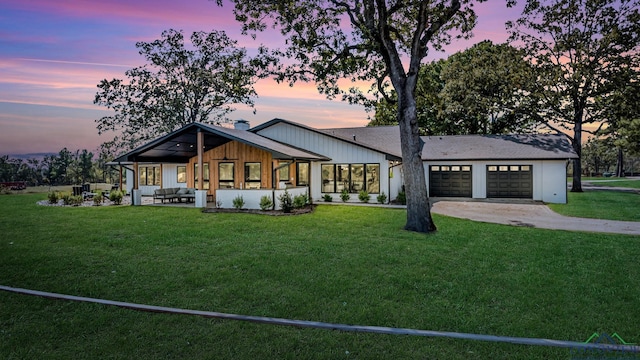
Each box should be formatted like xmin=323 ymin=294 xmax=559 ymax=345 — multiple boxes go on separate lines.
xmin=113 ymin=118 xmax=577 ymax=208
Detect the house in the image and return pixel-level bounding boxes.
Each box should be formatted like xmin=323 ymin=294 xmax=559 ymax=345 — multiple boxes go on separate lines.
xmin=111 ymin=118 xmax=577 ymax=208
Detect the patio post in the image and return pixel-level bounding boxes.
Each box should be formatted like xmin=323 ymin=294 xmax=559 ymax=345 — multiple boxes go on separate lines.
xmin=197 ymin=129 xmax=203 ymax=190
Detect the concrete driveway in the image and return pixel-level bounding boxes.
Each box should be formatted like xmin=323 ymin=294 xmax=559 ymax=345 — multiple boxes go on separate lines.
xmin=431 ymin=200 xmax=640 ymax=235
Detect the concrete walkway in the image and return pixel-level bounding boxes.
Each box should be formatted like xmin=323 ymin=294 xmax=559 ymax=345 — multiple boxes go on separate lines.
xmin=431 ymin=200 xmax=640 ymax=235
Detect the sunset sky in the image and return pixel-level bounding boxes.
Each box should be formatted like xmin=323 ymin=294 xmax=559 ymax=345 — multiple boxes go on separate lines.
xmin=0 ymin=0 xmax=523 ymax=156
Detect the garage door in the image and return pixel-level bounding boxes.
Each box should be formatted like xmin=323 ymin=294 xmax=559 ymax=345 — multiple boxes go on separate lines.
xmin=429 ymin=165 xmax=472 ymax=197
xmin=486 ymin=165 xmax=532 ymax=198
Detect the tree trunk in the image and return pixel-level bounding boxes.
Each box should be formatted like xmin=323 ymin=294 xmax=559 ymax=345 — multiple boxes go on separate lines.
xmin=397 ymin=88 xmax=436 ymax=233
xmin=616 ymin=147 xmax=624 ymax=177
xmin=571 ymin=112 xmax=583 ymax=192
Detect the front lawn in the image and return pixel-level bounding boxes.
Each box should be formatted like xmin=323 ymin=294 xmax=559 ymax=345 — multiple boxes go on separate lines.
xmin=1 ymin=194 xmax=639 ymax=359
xmin=549 ymin=190 xmax=640 ymax=221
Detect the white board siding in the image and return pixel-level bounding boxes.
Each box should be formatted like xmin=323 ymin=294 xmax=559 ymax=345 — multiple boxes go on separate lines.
xmin=258 ymin=123 xmax=391 ymax=202
xmin=161 ymin=164 xmax=188 ymax=189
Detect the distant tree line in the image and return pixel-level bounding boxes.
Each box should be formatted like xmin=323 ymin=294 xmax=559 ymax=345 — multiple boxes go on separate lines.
xmin=0 ymin=148 xmax=119 ymax=187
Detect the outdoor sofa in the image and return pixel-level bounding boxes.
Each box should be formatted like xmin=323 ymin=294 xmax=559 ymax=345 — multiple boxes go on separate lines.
xmin=153 ymin=187 xmax=196 ymax=203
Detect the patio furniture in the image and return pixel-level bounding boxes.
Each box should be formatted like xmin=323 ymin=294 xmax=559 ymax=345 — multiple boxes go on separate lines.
xmin=153 ymin=187 xmax=196 ymax=203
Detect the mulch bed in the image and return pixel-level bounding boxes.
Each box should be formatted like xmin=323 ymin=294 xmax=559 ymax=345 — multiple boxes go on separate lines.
xmin=202 ymin=205 xmax=315 ymax=216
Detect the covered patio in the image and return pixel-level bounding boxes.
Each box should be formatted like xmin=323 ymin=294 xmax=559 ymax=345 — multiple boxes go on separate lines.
xmin=108 ymin=121 xmax=329 ymax=209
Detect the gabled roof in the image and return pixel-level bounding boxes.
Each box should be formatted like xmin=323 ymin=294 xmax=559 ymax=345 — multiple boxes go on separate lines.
xmin=110 ymin=122 xmax=329 ymax=164
xmin=252 ymin=118 xmax=403 ymax=161
xmin=253 ymin=118 xmax=577 ymax=161
xmin=421 ymin=133 xmax=578 ymax=160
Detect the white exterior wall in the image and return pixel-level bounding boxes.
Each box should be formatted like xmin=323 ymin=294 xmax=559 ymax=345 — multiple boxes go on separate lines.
xmin=423 ymin=160 xmax=569 ymax=204
xmin=257 ymin=123 xmax=391 ymax=203
xmin=161 ymin=164 xmax=188 ymax=189
xmin=216 ymin=187 xmax=308 ymax=210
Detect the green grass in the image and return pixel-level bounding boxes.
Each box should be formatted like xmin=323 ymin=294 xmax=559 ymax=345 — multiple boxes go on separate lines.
xmin=1 ymin=194 xmax=640 ymax=359
xmin=549 ymin=190 xmax=640 ymax=221
xmin=584 ymin=179 xmax=640 ymax=189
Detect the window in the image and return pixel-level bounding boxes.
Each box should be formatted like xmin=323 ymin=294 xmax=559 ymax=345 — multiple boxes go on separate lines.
xmin=297 ymin=163 xmax=309 ymax=186
xmin=244 ymin=162 xmax=261 ymax=189
xmin=488 ymin=166 xmax=498 ymax=172
xmin=219 ymin=162 xmax=234 ymax=189
xmin=521 ymin=165 xmax=530 ymax=171
xmin=194 ymin=163 xmax=210 ymax=190
xmin=431 ymin=166 xmax=440 ymax=171
xmin=279 ymin=164 xmax=290 ymax=183
xmin=139 ymin=165 xmax=160 ymax=186
xmin=462 ymin=166 xmax=471 ymax=171
xmin=451 ymin=166 xmax=461 ymax=171
xmin=510 ymin=166 xmax=520 ymax=171
xmin=177 ymin=166 xmax=186 ymax=183
xmin=366 ymin=164 xmax=380 ymax=193
xmin=499 ymin=166 xmax=509 ymax=171
xmin=321 ymin=163 xmax=380 ymax=193
xmin=321 ymin=164 xmax=334 ymax=193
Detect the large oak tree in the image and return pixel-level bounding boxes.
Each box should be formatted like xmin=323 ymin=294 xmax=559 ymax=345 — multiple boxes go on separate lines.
xmin=94 ymin=29 xmax=272 ymax=150
xmin=507 ymin=0 xmax=640 ymax=191
xmin=370 ymin=41 xmax=536 ymax=135
xmin=222 ymin=0 xmax=497 ymax=233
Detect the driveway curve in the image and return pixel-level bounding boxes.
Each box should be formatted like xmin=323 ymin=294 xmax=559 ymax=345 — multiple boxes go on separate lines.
xmin=431 ymin=201 xmax=640 ymax=235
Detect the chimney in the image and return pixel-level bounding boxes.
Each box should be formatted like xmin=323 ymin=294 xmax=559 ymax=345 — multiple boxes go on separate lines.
xmin=233 ymin=119 xmax=250 ymax=131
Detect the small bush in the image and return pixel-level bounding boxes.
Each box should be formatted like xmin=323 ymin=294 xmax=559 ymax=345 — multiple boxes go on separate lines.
xmin=109 ymin=190 xmax=123 ymax=205
xmin=377 ymin=192 xmax=387 ymax=204
xmin=322 ymin=194 xmax=333 ymax=202
xmin=93 ymin=191 xmax=103 ymax=206
xmin=70 ymin=195 xmax=83 ymax=206
xmin=47 ymin=191 xmax=59 ymax=204
xmin=259 ymin=195 xmax=274 ymax=211
xmin=358 ymin=190 xmax=370 ymax=203
xmin=0 ymin=185 xmax=11 ymax=195
xmin=232 ymin=195 xmax=245 ymax=210
xmin=340 ymin=188 xmax=350 ymax=202
xmin=278 ymin=190 xmax=293 ymax=213
xmin=293 ymin=193 xmax=308 ymax=209
xmin=396 ymin=191 xmax=406 ymax=205
xmin=61 ymin=192 xmax=72 ymax=205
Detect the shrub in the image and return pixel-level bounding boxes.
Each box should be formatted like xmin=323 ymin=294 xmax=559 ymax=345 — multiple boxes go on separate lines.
xmin=260 ymin=195 xmax=274 ymax=211
xmin=61 ymin=192 xmax=72 ymax=205
xmin=0 ymin=185 xmax=10 ymax=195
xmin=93 ymin=191 xmax=103 ymax=206
xmin=109 ymin=190 xmax=123 ymax=205
xmin=278 ymin=190 xmax=293 ymax=213
xmin=47 ymin=191 xmax=59 ymax=204
xmin=396 ymin=191 xmax=406 ymax=205
xmin=293 ymin=193 xmax=308 ymax=209
xmin=70 ymin=195 xmax=83 ymax=206
xmin=358 ymin=190 xmax=370 ymax=203
xmin=232 ymin=195 xmax=245 ymax=210
xmin=322 ymin=194 xmax=333 ymax=202
xmin=340 ymin=188 xmax=350 ymax=202
xmin=377 ymin=192 xmax=387 ymax=204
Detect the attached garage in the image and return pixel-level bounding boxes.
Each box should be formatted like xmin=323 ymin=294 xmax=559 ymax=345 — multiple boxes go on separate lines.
xmin=486 ymin=165 xmax=532 ymax=198
xmin=429 ymin=165 xmax=472 ymax=197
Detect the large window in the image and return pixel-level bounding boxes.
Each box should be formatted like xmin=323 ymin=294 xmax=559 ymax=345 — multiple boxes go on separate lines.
xmin=177 ymin=166 xmax=186 ymax=183
xmin=244 ymin=162 xmax=261 ymax=189
xmin=321 ymin=164 xmax=380 ymax=193
xmin=219 ymin=162 xmax=234 ymax=189
xmin=194 ymin=163 xmax=210 ymax=190
xmin=139 ymin=165 xmax=160 ymax=186
xmin=297 ymin=162 xmax=309 ymax=186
